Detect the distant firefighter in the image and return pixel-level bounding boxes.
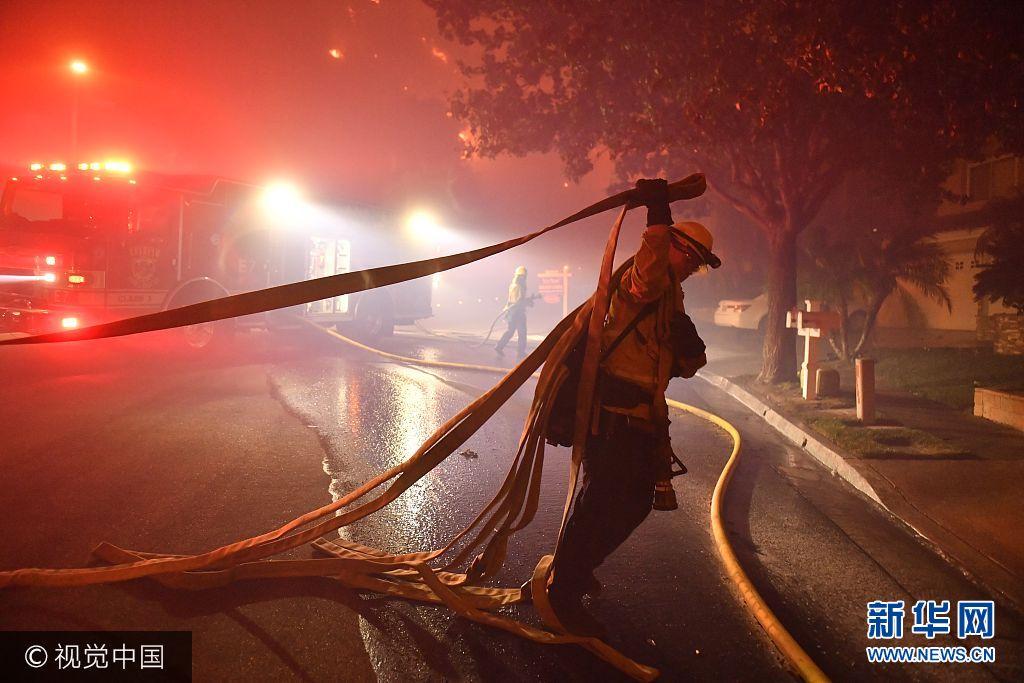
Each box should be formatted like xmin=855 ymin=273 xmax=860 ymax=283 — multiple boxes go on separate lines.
xmin=495 ymin=266 xmax=537 ymax=357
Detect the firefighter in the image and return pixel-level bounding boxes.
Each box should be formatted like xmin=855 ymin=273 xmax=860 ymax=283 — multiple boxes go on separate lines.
xmin=495 ymin=265 xmax=535 ymax=357
xmin=547 ymin=178 xmax=720 ymax=637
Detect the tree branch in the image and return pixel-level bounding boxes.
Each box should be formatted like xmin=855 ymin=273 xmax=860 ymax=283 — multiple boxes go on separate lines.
xmin=709 ymin=175 xmax=771 ymax=232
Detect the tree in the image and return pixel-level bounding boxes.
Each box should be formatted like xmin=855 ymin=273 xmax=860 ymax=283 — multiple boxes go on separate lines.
xmin=802 ymin=225 xmax=952 ymax=360
xmin=801 ymin=171 xmax=952 ymax=359
xmin=427 ymin=0 xmax=1024 ymax=382
xmin=973 ymin=196 xmax=1024 ymax=314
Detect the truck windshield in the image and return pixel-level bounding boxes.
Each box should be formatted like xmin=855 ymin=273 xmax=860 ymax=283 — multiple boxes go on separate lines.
xmin=8 ymin=187 xmax=64 ymax=222
xmin=2 ymin=184 xmax=132 ymax=233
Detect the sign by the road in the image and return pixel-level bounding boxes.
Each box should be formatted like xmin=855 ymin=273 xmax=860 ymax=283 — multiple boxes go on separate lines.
xmin=537 ymin=267 xmax=572 ymax=316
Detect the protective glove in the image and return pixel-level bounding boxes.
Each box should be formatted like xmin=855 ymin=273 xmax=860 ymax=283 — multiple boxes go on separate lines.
xmin=633 ymin=178 xmax=673 ymax=227
xmin=634 ymin=178 xmax=669 ymax=206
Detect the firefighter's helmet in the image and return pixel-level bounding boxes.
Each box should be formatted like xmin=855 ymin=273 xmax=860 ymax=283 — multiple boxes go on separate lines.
xmin=514 ymin=266 xmax=527 ymax=276
xmin=670 ymin=221 xmax=721 ymax=269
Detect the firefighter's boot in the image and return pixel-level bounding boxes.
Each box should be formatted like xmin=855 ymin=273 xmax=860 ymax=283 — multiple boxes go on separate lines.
xmin=519 ymin=572 xmax=601 ymax=602
xmin=548 ymin=585 xmax=608 ymax=640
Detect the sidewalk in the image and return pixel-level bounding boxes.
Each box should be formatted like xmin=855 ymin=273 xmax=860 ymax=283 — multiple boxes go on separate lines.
xmin=700 ymin=329 xmax=1024 ymax=612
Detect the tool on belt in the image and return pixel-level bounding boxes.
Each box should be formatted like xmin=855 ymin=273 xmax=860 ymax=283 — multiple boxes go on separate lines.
xmin=0 ymin=175 xmax=708 ymax=682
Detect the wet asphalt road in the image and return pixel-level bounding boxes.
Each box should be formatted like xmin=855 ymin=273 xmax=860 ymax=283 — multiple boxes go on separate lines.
xmin=2 ymin=326 xmax=1022 ymax=681
xmin=270 ymin=327 xmax=1024 ymax=683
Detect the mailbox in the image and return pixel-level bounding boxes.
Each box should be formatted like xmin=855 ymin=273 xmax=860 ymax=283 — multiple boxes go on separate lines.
xmin=786 ymin=300 xmax=839 ymax=399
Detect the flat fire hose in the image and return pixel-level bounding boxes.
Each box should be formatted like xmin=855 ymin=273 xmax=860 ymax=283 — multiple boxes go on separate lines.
xmin=308 ymin=322 xmax=828 ymax=683
xmin=0 ymin=173 xmax=826 ymax=681
xmin=0 ymin=175 xmax=705 ymax=347
xmin=468 ymin=308 xmax=507 ymax=347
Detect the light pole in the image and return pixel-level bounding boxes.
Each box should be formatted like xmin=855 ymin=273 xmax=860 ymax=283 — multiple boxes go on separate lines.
xmin=69 ymin=59 xmax=88 ymax=158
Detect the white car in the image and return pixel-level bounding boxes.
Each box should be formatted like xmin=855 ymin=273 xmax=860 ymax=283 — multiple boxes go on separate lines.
xmin=715 ymin=294 xmax=869 ymax=342
xmin=714 ymin=293 xmax=768 ymax=332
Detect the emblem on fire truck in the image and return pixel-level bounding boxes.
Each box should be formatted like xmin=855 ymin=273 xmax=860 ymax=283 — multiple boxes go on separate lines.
xmin=128 ymin=244 xmax=161 ymax=289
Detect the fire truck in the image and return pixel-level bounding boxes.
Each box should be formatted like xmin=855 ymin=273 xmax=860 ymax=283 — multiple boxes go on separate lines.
xmin=0 ymin=161 xmax=432 ymax=346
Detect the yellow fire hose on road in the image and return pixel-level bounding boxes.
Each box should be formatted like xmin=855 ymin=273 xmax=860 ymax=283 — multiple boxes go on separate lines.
xmin=307 ymin=320 xmax=829 ymax=682
xmin=0 ymin=173 xmax=826 ymax=681
xmin=673 ymin=401 xmax=829 ymax=683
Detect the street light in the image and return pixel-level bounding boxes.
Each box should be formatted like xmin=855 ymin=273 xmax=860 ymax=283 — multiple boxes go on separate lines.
xmin=68 ymin=59 xmax=89 ymax=157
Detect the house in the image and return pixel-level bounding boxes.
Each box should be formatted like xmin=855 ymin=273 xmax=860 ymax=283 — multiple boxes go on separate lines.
xmin=874 ymin=154 xmax=1020 ymax=349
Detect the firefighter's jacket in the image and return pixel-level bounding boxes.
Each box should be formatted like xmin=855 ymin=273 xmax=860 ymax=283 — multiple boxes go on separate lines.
xmin=599 ymin=224 xmax=684 ymax=422
xmin=505 ymin=278 xmax=529 ymax=317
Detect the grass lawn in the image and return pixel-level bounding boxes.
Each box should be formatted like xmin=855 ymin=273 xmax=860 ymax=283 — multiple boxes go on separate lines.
xmin=732 ymin=376 xmax=969 ymax=458
xmin=823 ymin=347 xmax=1024 ymax=410
xmin=807 ymin=416 xmax=964 ymax=458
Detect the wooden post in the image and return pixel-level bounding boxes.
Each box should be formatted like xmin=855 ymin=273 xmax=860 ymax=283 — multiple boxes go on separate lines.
xmin=799 ymin=300 xmax=822 ymax=400
xmin=801 ymin=319 xmax=821 ymax=399
xmin=856 ymin=358 xmax=875 ymax=425
xmin=561 ymin=265 xmax=570 ymax=318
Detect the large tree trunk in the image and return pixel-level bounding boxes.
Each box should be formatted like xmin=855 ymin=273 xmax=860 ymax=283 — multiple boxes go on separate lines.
xmin=758 ymin=230 xmax=799 ymax=383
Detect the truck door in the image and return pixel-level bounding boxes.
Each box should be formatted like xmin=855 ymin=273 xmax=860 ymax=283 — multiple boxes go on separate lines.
xmin=305 ymin=236 xmax=351 ymax=319
xmin=181 ymin=200 xmax=231 ymax=281
xmin=94 ymin=192 xmax=173 ymax=313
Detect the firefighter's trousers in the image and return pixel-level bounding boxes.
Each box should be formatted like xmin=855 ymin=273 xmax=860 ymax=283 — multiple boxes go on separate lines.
xmin=551 ymin=419 xmax=659 ymax=597
xmin=496 ymin=310 xmax=528 ymax=355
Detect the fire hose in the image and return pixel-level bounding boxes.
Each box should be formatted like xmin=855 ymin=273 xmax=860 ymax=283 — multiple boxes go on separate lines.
xmin=412 ymin=310 xmax=506 ymax=347
xmin=468 ymin=308 xmax=507 ymax=347
xmin=305 ymin=286 xmax=829 ymax=683
xmin=468 ymin=293 xmax=541 ymax=348
xmin=0 ymin=173 xmax=827 ymax=682
xmin=0 ymin=174 xmax=705 ymax=347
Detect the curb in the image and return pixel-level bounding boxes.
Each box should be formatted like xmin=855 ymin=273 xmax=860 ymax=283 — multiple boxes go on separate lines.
xmin=697 ymin=369 xmax=1024 ymax=614
xmin=697 ymin=371 xmax=883 ymax=506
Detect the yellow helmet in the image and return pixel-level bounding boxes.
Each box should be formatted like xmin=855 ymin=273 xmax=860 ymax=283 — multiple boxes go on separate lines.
xmin=514 ymin=266 xmax=527 ymax=276
xmin=670 ymin=221 xmax=721 ymax=269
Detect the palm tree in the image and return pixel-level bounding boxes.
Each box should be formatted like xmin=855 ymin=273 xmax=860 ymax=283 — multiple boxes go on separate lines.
xmin=800 ymin=229 xmax=864 ymax=359
xmin=973 ymin=196 xmax=1024 ymax=314
xmin=855 ymin=228 xmax=952 ymax=356
xmin=802 ymin=225 xmax=952 ymax=360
